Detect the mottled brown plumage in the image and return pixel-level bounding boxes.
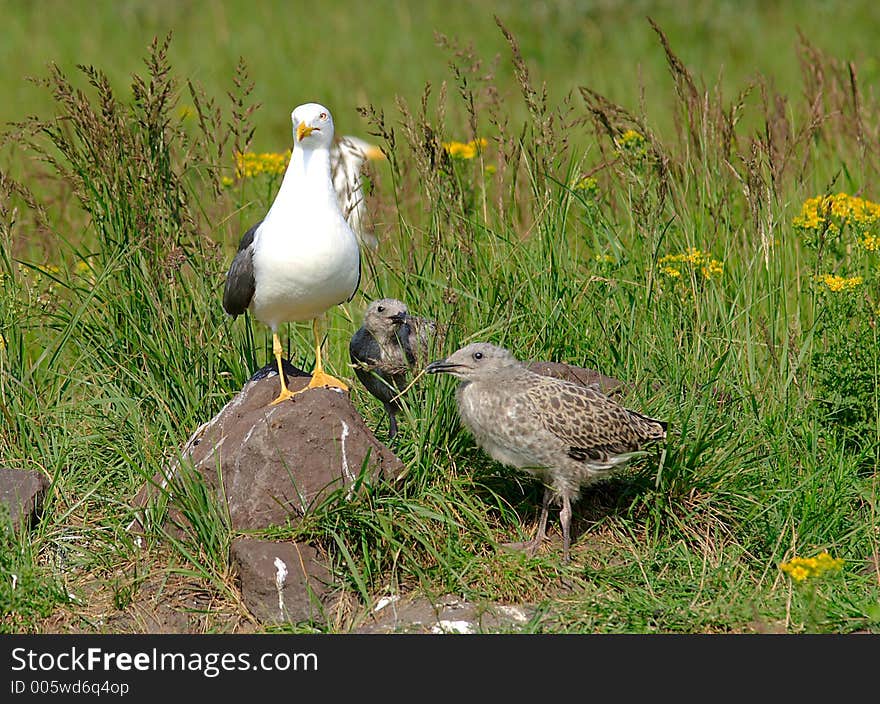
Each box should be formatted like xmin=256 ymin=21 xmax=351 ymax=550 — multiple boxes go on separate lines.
xmin=426 ymin=342 xmax=667 ymax=561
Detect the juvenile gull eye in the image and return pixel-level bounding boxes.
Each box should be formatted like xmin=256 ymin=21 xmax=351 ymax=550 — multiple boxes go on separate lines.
xmin=377 ymin=305 xmax=385 ymax=313
xmin=473 ymin=352 xmax=483 ymax=360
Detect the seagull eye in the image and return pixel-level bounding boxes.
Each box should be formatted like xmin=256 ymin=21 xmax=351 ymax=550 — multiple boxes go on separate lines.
xmin=473 ymin=352 xmax=483 ymax=360
xmin=377 ymin=305 xmax=385 ymax=313
xmin=319 ymin=112 xmax=328 ymax=120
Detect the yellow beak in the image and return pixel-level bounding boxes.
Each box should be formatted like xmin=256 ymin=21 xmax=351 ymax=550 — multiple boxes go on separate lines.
xmin=297 ymin=122 xmax=316 ymax=142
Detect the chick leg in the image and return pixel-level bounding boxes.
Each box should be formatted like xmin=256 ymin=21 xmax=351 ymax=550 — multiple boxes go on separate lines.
xmin=560 ymin=493 xmax=573 ymax=563
xmin=501 ymin=487 xmax=552 ymax=557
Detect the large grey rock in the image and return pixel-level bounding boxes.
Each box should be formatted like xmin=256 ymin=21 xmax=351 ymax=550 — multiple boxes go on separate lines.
xmin=131 ymin=360 xmax=405 ymax=534
xmin=231 ymin=538 xmax=331 ymax=625
xmin=0 ymin=468 xmax=50 ymax=532
xmin=527 ymin=360 xmax=624 ymax=396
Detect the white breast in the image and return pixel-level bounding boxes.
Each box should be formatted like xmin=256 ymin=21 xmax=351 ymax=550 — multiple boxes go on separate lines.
xmin=247 ymin=143 xmax=361 ymax=331
xmin=250 ymin=214 xmax=359 ymax=329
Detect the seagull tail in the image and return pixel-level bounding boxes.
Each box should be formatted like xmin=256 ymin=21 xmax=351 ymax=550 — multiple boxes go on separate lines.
xmin=629 ymin=410 xmax=669 ymax=440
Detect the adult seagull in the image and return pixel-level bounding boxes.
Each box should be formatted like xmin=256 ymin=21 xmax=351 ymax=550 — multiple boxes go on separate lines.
xmin=223 ymin=102 xmax=361 ymax=404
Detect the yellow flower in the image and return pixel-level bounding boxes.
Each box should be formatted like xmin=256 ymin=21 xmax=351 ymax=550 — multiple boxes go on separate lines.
xmin=37 ymin=264 xmax=61 ymax=276
xmin=779 ymin=551 xmax=844 ymax=582
xmin=793 ymin=193 xmax=880 ymax=234
xmin=233 ymin=150 xmax=291 ymax=180
xmin=658 ymin=248 xmax=724 ymax=280
xmin=861 ymin=235 xmax=879 ymax=251
xmin=572 ymin=175 xmax=598 ymax=195
xmin=785 ymin=565 xmax=810 ymax=582
xmin=74 ymin=260 xmax=92 ymax=276
xmin=816 ymin=273 xmax=863 ymax=293
xmin=702 ymin=259 xmax=724 ymax=279
xmin=616 ymin=129 xmax=648 ymax=158
xmin=442 ymin=138 xmax=487 ymax=160
xmin=221 ymin=176 xmax=234 ymax=188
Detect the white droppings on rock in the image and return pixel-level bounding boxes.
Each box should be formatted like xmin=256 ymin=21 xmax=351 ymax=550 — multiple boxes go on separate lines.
xmin=431 ymin=620 xmax=474 ymax=634
xmin=274 ymin=556 xmax=288 ymax=617
xmin=340 ymin=420 xmax=354 ymax=498
xmin=494 ymin=605 xmax=530 ymax=623
xmin=373 ymin=595 xmax=400 ymax=613
xmin=198 ymin=437 xmax=225 ymax=468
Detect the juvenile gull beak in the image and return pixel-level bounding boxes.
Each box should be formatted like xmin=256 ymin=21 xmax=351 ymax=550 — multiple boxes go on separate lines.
xmin=425 ymin=359 xmax=455 ymax=374
xmin=390 ymin=311 xmax=408 ymax=324
xmin=297 ymin=122 xmax=317 ymax=141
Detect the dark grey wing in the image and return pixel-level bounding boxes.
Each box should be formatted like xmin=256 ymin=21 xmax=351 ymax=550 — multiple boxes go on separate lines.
xmin=346 ymin=251 xmax=361 ymax=303
xmin=222 ymin=221 xmax=260 ymax=317
xmin=350 ymin=328 xmax=405 ymax=406
xmin=349 ymin=327 xmax=381 ymax=367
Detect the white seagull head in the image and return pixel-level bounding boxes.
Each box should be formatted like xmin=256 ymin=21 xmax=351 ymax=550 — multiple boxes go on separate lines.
xmin=292 ymin=102 xmax=335 ymax=149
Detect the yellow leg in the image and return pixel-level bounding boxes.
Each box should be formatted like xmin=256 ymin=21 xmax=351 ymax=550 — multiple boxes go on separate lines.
xmin=269 ymin=332 xmax=297 ymax=405
xmin=307 ymin=318 xmax=348 ymax=391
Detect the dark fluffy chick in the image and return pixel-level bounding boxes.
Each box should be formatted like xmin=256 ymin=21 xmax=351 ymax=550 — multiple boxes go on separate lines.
xmin=426 ymin=342 xmax=667 ymax=562
xmin=349 ymin=298 xmax=436 ymax=438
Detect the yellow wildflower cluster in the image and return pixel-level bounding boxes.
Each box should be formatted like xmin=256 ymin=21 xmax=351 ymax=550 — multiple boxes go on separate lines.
xmin=779 ymin=551 xmax=844 ymax=582
xmin=816 ymin=273 xmax=863 ymax=292
xmin=793 ymin=193 xmax=880 ymax=234
xmin=616 ymin=129 xmax=648 ymax=159
xmin=659 ymin=248 xmax=724 ymax=280
xmin=571 ymin=175 xmax=599 ymax=197
xmin=443 ymin=138 xmax=487 ymax=160
xmin=231 ymin=150 xmax=292 ymax=182
xmin=862 ymin=235 xmax=879 ymax=252
xmin=36 ymin=264 xmax=61 ymax=277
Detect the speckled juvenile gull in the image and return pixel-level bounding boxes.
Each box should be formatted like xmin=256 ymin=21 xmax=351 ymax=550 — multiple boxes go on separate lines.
xmin=349 ymin=298 xmax=438 ymax=438
xmin=426 ymin=342 xmax=667 ymax=562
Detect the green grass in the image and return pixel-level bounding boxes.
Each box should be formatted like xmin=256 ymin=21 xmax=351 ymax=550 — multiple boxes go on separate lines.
xmin=1 ymin=0 xmax=879 ymax=634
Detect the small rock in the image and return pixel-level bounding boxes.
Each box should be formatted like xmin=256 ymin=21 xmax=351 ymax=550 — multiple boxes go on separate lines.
xmin=231 ymin=538 xmax=331 ymax=625
xmin=527 ymin=360 xmax=624 ymax=396
xmin=354 ymin=593 xmax=536 ymax=634
xmin=0 ymin=468 xmax=50 ymax=532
